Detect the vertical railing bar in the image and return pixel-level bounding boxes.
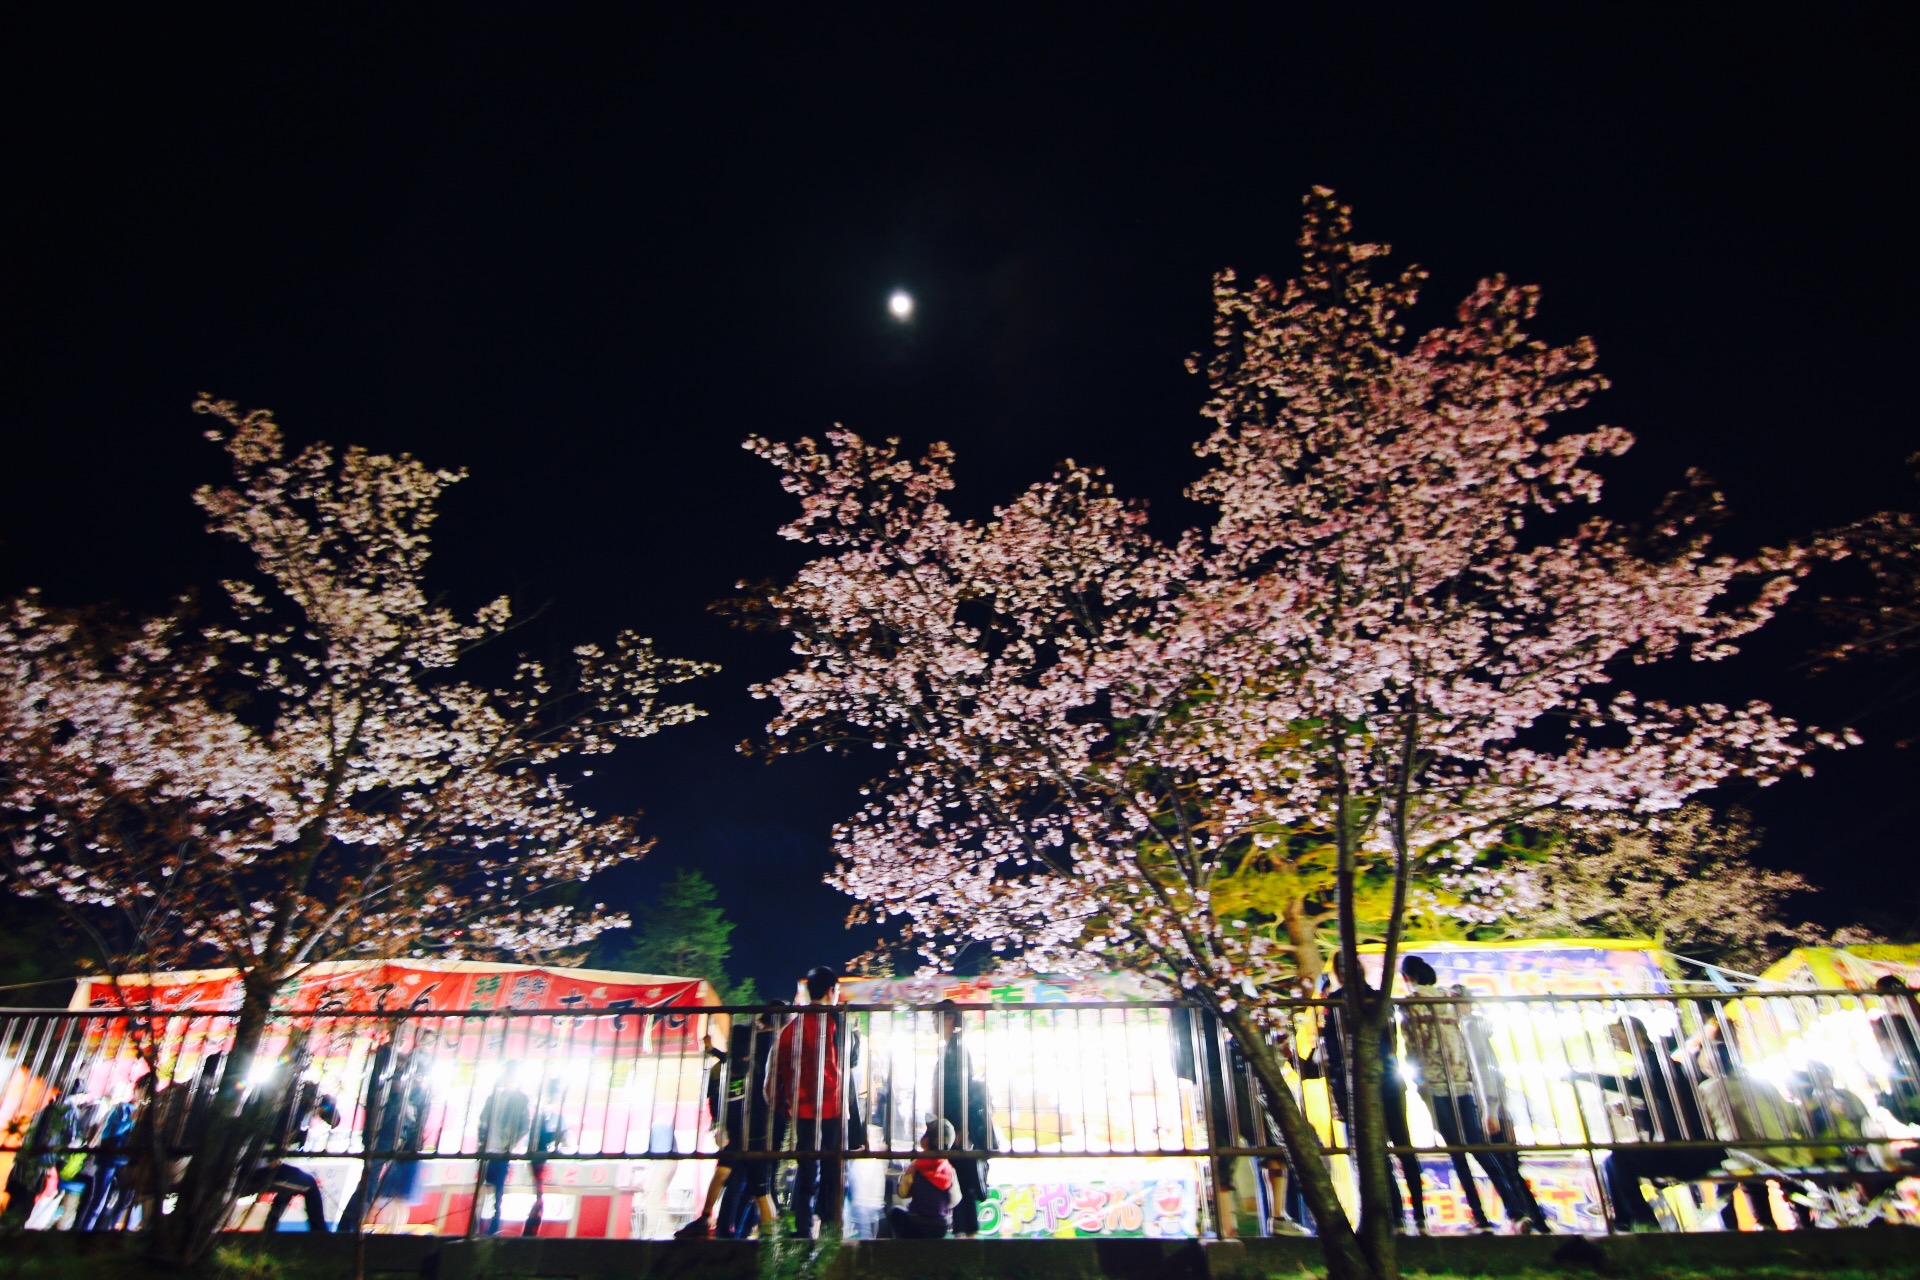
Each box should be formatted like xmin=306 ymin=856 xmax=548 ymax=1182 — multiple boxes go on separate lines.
xmin=1140 ymin=1006 xmax=1161 ymax=1156
xmin=1561 ymin=999 xmax=1613 ymax=1234
xmin=1215 ymin=1009 xmax=1242 ymax=1154
xmin=1751 ymin=994 xmax=1796 ymax=1154
xmin=583 ymin=1006 xmax=600 ymax=1165
xmin=670 ymin=1002 xmax=688 ymax=1163
xmin=1638 ymin=1006 xmax=1678 ymax=1145
xmin=908 ymin=1005 xmax=922 ymax=1161
xmin=864 ymin=1005 xmax=879 ymax=1166
xmin=17 ymin=1010 xmax=61 ymax=1134
xmin=1183 ymin=1003 xmax=1208 ymax=1158
xmin=0 ymin=1015 xmax=28 ymax=1151
xmin=624 ymin=1006 xmax=640 ymax=1160
xmin=1705 ymin=997 xmax=1741 ymax=1140
xmin=932 ymin=1004 xmax=948 ymax=1155
xmin=461 ymin=1012 xmax=486 ymax=1241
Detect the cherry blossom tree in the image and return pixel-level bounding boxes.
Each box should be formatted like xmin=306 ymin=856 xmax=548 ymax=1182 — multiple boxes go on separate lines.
xmin=1813 ymin=468 xmax=1920 ymax=716
xmin=742 ymin=192 xmax=1837 ymax=1279
xmin=1501 ymin=803 xmax=1824 ymax=970
xmin=0 ymin=397 xmax=712 ymax=1257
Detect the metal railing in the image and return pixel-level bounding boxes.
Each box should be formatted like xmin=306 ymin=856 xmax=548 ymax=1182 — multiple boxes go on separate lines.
xmin=0 ymin=988 xmax=1915 ymax=1237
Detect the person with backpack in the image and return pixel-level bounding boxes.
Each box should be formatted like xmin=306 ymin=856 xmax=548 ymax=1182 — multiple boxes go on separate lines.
xmin=1 ymin=1080 xmax=83 ymax=1231
xmin=244 ymin=1076 xmax=341 ymax=1232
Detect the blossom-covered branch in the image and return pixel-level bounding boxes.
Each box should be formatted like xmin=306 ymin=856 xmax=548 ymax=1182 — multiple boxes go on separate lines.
xmin=742 ymin=190 xmax=1839 ymax=1280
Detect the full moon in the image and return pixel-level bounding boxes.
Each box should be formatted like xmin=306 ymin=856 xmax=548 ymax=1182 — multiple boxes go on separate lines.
xmin=888 ymin=289 xmax=914 ymax=321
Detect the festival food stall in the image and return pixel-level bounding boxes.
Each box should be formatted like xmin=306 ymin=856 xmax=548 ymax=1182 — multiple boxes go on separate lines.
xmin=1761 ymin=944 xmax=1920 ymax=992
xmin=1351 ymin=939 xmax=1675 ymax=1233
xmin=50 ymin=959 xmax=720 ymax=1237
xmin=838 ymin=971 xmax=1204 ymax=1240
xmin=838 ymin=945 xmax=1691 ymax=1238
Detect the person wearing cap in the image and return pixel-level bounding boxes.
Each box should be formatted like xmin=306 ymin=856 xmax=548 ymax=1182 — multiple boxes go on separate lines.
xmin=887 ymin=1119 xmax=962 ymax=1239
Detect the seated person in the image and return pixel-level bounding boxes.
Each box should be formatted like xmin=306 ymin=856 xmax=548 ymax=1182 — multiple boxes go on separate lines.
xmin=887 ymin=1119 xmax=961 ymax=1240
xmin=1696 ymin=1033 xmax=1807 ymax=1231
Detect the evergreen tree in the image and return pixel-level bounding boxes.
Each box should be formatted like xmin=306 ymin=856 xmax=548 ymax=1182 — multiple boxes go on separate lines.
xmin=615 ymin=869 xmax=760 ymax=1003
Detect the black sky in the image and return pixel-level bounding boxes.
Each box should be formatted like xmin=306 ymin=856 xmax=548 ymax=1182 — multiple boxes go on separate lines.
xmin=2 ymin=10 xmax=1914 ymax=991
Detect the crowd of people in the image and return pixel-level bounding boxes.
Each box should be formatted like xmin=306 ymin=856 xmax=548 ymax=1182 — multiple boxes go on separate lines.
xmin=1295 ymin=963 xmax=1920 ymax=1236
xmin=673 ymin=966 xmax=997 ymax=1241
xmin=673 ymin=960 xmax=1920 ymax=1240
xmin=2 ymin=964 xmax=1916 ymax=1239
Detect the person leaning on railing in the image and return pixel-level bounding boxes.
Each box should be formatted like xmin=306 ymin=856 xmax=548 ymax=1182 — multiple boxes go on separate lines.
xmin=1871 ymin=976 xmax=1920 ymax=1126
xmin=1571 ymin=1017 xmax=1724 ymax=1232
xmin=1698 ymin=1028 xmax=1807 ymax=1229
xmin=1784 ymin=1061 xmax=1882 ymax=1227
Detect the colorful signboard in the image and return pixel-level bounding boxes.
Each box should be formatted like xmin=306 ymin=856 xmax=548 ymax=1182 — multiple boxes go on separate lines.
xmin=841 ymin=971 xmax=1172 ymax=1005
xmin=71 ymin=959 xmax=711 ymax=1016
xmin=1761 ymin=945 xmax=1920 ymax=992
xmin=1364 ymin=939 xmax=1673 ymax=997
xmin=975 ymin=1174 xmax=1199 ymax=1238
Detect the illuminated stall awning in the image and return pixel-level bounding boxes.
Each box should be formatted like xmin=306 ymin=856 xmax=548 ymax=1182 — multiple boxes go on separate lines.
xmin=70 ymin=958 xmax=717 ymax=1016
xmin=1760 ymin=944 xmax=1920 ymax=991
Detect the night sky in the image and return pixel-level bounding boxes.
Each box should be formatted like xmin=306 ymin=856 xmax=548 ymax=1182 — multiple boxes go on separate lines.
xmin=2 ymin=11 xmax=1913 ymax=992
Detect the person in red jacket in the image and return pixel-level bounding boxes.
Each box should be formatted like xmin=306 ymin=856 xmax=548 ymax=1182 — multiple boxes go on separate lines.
xmin=770 ymin=966 xmax=854 ymax=1239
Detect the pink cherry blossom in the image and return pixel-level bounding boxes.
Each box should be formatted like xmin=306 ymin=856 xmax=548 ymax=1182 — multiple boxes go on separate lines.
xmin=742 ymin=191 xmax=1833 ymax=1280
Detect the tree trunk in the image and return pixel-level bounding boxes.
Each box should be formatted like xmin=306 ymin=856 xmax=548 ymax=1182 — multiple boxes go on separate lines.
xmin=1283 ymin=896 xmax=1323 ymax=987
xmin=1347 ymin=993 xmax=1402 ymax=1280
xmin=152 ymin=982 xmax=284 ymax=1263
xmin=1215 ymin=1001 xmax=1384 ymax=1280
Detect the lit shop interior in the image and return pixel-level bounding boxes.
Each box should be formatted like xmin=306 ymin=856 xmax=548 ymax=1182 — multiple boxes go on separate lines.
xmin=1 ymin=944 xmax=1915 ymax=1236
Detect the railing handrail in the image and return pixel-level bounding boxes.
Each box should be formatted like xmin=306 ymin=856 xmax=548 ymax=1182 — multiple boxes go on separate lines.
xmin=6 ymin=986 xmax=1900 ymax=1017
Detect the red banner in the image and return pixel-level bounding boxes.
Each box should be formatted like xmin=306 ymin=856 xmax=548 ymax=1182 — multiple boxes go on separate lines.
xmin=73 ymin=961 xmax=710 ymax=1016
